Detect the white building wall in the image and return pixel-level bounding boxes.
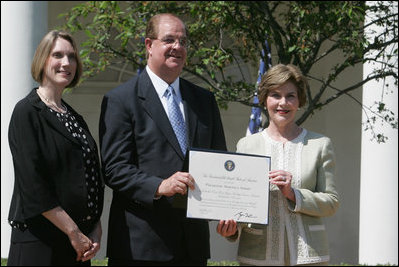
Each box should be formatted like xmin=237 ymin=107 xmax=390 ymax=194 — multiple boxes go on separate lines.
xmin=359 ymin=2 xmax=398 ymax=265
xmin=1 ymin=1 xmax=48 ymax=258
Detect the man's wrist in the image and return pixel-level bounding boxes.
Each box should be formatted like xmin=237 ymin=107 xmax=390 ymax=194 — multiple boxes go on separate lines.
xmin=154 ymin=183 xmax=162 ymax=199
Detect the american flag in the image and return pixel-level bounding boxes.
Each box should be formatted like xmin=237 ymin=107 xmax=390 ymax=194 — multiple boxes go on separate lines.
xmin=246 ymin=39 xmax=272 ymax=136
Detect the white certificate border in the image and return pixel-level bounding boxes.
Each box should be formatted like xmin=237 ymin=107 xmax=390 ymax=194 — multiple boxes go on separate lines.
xmin=186 ymin=148 xmax=271 ymax=225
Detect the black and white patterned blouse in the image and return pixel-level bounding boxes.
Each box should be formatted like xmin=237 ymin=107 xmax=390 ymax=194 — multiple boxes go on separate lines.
xmin=49 ymin=107 xmax=101 ymax=222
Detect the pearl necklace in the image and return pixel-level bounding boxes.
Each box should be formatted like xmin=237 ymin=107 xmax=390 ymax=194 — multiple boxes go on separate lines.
xmin=36 ymin=89 xmax=67 ymax=113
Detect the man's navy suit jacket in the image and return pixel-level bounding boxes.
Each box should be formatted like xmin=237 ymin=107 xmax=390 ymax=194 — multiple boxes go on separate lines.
xmin=99 ymin=69 xmax=227 ymax=261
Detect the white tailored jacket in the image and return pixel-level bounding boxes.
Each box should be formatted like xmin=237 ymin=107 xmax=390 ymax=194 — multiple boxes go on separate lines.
xmin=229 ymin=129 xmax=340 ymax=266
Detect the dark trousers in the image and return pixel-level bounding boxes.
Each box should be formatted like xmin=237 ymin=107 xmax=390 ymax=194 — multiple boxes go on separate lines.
xmin=108 ymin=258 xmax=207 ymax=266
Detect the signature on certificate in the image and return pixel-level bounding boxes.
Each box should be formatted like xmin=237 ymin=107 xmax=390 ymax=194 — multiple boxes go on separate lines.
xmin=234 ymin=211 xmax=257 ymax=221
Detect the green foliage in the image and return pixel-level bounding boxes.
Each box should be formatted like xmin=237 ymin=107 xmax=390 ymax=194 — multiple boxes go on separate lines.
xmin=60 ymin=1 xmax=398 ymax=143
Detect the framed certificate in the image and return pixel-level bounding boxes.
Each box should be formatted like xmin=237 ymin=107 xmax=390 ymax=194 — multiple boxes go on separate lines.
xmin=187 ymin=148 xmax=270 ymax=224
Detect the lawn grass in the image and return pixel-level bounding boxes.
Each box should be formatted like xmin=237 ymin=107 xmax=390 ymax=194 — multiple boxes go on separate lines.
xmin=1 ymin=258 xmax=239 ymax=266
xmin=2 ymin=258 xmax=397 ymax=266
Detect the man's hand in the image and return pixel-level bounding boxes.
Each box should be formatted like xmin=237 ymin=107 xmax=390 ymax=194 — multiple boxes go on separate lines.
xmin=156 ymin=172 xmax=195 ymax=197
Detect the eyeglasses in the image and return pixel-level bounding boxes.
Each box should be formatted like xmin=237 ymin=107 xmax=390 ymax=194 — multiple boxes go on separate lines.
xmin=153 ymin=37 xmax=190 ymax=48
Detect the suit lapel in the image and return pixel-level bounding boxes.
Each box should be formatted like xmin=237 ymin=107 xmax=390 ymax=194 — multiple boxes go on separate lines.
xmin=138 ymin=70 xmax=185 ymax=159
xmin=28 ymin=90 xmax=81 ymax=146
xmin=43 ymin=111 xmax=82 ymax=146
xmin=180 ymin=79 xmax=198 ymax=151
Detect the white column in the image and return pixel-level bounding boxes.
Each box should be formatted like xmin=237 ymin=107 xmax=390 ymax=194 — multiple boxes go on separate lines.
xmin=359 ymin=1 xmax=398 ymax=265
xmin=1 ymin=1 xmax=48 ymax=258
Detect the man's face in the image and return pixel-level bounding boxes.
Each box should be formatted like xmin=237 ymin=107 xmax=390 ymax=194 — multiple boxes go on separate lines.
xmin=146 ymin=16 xmax=187 ymax=84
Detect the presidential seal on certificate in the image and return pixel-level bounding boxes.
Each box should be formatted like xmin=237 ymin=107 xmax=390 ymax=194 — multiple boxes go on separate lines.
xmin=187 ymin=148 xmax=270 ymax=225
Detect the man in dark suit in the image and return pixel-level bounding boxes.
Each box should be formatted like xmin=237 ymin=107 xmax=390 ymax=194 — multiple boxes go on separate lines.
xmin=99 ymin=13 xmax=227 ymax=266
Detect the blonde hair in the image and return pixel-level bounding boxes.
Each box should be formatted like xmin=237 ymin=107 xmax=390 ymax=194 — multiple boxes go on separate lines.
xmin=31 ymin=30 xmax=82 ymax=88
xmin=258 ymin=64 xmax=308 ymax=107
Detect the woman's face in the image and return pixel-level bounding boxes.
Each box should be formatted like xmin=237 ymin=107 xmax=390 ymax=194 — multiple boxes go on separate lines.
xmin=42 ymin=38 xmax=77 ymax=89
xmin=265 ymin=81 xmax=300 ymax=127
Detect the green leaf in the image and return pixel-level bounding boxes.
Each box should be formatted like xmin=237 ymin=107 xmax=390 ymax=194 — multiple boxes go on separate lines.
xmin=56 ymin=0 xmax=398 ymax=142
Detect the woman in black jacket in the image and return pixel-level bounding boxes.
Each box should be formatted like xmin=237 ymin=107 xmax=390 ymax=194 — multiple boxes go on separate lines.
xmin=7 ymin=30 xmax=104 ymax=266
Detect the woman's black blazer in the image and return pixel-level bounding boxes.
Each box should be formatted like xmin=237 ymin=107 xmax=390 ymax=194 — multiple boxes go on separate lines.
xmin=8 ymin=88 xmax=104 ymax=242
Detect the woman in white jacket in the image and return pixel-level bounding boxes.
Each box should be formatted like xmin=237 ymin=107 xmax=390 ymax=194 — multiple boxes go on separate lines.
xmin=217 ymin=64 xmax=339 ymax=266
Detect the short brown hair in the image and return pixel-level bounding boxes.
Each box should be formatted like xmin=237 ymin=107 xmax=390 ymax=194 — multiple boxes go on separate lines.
xmin=146 ymin=13 xmax=187 ymax=39
xmin=31 ymin=30 xmax=82 ymax=88
xmin=258 ymin=64 xmax=308 ymax=108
